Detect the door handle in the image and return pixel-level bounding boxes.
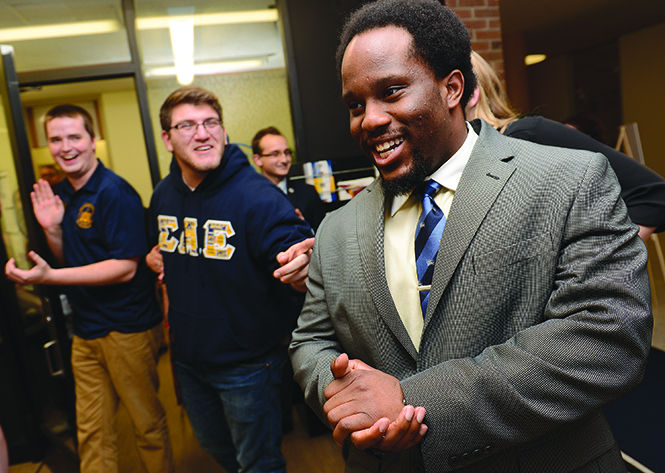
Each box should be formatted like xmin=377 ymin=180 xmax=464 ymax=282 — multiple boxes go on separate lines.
xmin=40 ymin=296 xmax=66 ymax=377
xmin=43 ymin=340 xmax=65 ymax=377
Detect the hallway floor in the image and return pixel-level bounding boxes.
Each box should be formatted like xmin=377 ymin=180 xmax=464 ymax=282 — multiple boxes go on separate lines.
xmin=9 ymin=347 xmax=345 ymax=473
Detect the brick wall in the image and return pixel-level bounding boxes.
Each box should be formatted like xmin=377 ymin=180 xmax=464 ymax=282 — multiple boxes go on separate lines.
xmin=446 ymin=0 xmax=505 ymax=80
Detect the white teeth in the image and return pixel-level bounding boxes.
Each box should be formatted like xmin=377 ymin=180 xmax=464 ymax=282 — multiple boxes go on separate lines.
xmin=197 ymin=145 xmax=212 ymax=151
xmin=375 ymin=138 xmax=403 ymax=153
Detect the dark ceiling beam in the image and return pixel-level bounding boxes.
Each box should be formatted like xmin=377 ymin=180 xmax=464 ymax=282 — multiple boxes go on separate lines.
xmin=17 ymin=63 xmax=135 ymax=88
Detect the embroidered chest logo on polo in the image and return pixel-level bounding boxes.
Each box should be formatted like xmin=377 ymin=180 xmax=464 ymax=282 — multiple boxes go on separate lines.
xmin=76 ymin=203 xmax=95 ymax=229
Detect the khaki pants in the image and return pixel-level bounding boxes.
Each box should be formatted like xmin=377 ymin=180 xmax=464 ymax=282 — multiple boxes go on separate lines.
xmin=71 ymin=325 xmax=174 ymax=473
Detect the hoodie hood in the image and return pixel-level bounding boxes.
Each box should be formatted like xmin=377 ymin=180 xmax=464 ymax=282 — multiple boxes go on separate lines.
xmin=168 ymin=143 xmax=251 ymax=196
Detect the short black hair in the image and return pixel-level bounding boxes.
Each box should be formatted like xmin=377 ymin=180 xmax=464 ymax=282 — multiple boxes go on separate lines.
xmin=336 ymin=0 xmax=476 ymax=108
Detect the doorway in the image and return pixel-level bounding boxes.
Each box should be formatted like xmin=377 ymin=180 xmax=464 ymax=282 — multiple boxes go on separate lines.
xmin=0 ymin=45 xmax=159 ymax=465
xmin=0 ymin=46 xmax=77 ymax=463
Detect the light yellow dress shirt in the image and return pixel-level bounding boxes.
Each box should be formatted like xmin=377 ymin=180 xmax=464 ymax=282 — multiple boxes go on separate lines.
xmin=384 ymin=124 xmax=478 ymax=350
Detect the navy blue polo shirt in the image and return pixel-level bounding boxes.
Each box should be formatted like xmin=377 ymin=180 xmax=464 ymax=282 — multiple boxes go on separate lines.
xmin=56 ymin=160 xmax=161 ymax=339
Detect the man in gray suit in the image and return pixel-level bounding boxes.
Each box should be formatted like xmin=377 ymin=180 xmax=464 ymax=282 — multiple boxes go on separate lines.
xmin=289 ymin=1 xmax=652 ymax=472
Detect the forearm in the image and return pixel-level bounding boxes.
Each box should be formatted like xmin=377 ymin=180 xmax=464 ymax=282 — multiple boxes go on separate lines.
xmin=290 ymin=312 xmax=341 ymax=420
xmin=289 ymin=240 xmax=342 ymax=419
xmin=43 ymin=225 xmax=64 ymax=264
xmin=42 ymin=258 xmax=139 ymax=286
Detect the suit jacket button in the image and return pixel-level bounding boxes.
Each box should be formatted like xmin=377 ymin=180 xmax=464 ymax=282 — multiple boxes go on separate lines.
xmin=449 ymin=455 xmax=459 ymax=465
xmin=483 ymin=445 xmax=492 ymax=454
xmin=472 ymin=448 xmax=482 ymax=457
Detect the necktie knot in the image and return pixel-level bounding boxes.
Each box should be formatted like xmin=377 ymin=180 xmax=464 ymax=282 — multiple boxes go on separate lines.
xmin=422 ymin=179 xmax=442 ymax=199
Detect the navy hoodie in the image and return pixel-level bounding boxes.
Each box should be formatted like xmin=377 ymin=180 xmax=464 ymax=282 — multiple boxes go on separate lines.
xmin=148 ymin=144 xmax=312 ymax=366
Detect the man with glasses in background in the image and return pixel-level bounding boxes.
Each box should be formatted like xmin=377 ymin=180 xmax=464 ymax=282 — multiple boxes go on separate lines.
xmin=252 ymin=126 xmax=326 ymax=231
xmin=5 ymin=104 xmax=173 ymax=473
xmin=147 ymin=86 xmax=313 ymax=473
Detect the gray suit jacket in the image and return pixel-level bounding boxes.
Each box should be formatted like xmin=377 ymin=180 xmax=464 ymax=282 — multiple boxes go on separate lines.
xmin=290 ymin=120 xmax=652 ymax=473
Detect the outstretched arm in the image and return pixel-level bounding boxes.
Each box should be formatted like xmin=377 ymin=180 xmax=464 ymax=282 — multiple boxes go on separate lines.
xmin=6 ymin=251 xmax=138 ymax=286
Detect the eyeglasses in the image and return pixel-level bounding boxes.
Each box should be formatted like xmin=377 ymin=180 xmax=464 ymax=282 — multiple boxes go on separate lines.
xmin=260 ymin=149 xmax=293 ymax=158
xmin=169 ymin=119 xmax=222 ymax=135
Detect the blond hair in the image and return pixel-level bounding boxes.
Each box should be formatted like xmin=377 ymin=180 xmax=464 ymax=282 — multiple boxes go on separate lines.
xmin=468 ymin=51 xmax=519 ymax=133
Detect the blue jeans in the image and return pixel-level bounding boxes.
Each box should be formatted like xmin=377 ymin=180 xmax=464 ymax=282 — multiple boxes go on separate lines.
xmin=174 ymin=349 xmax=287 ymax=473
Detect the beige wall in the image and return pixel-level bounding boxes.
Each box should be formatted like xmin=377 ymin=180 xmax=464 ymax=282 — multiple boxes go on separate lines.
xmin=98 ymin=89 xmax=154 ymax=205
xmin=147 ymin=68 xmax=295 ymax=178
xmin=620 ymin=22 xmax=665 ymax=178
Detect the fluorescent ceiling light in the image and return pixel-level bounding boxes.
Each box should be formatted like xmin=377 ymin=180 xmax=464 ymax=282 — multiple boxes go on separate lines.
xmin=168 ymin=17 xmax=194 ymax=85
xmin=525 ymin=54 xmax=547 ymax=66
xmin=0 ymin=20 xmax=119 ymax=42
xmin=137 ymin=10 xmax=278 ymax=30
xmin=147 ymin=59 xmax=264 ymax=78
xmin=0 ymin=9 xmax=278 ymax=42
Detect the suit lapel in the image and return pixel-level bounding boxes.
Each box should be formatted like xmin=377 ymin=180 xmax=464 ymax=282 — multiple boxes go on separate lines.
xmin=357 ymin=181 xmax=419 ymax=360
xmin=425 ymin=122 xmax=517 ymax=324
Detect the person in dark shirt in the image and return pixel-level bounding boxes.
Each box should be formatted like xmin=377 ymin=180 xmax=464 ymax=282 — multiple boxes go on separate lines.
xmin=467 ymin=50 xmax=665 ymax=240
xmin=5 ymin=104 xmax=173 ymax=473
xmin=252 ymin=126 xmax=326 ymax=231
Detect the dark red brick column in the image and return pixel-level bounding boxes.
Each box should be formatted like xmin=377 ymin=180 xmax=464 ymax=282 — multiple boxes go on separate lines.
xmin=446 ymin=0 xmax=505 ymax=81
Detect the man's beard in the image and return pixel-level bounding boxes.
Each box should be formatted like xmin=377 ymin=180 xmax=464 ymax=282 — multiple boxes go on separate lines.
xmin=381 ymin=148 xmax=430 ymax=199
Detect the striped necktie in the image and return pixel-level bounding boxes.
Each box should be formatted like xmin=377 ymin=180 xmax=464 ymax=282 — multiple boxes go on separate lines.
xmin=415 ymin=180 xmax=445 ymax=317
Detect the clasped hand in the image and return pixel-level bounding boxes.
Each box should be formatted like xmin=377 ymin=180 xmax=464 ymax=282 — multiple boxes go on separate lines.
xmin=323 ymin=353 xmax=427 ymax=451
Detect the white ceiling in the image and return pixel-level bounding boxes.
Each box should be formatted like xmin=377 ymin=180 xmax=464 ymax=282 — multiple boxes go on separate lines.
xmin=0 ymin=0 xmax=284 ymax=74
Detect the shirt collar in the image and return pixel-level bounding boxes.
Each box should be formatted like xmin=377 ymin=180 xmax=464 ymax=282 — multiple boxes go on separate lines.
xmin=58 ymin=159 xmax=105 ymax=198
xmin=277 ymin=178 xmax=288 ymax=194
xmin=389 ymin=122 xmax=478 ymax=216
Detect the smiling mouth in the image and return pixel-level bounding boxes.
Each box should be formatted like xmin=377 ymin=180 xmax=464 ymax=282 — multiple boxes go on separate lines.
xmin=195 ymin=145 xmax=214 ymax=151
xmin=60 ymin=154 xmax=78 ymax=161
xmin=374 ymin=137 xmax=404 ymax=160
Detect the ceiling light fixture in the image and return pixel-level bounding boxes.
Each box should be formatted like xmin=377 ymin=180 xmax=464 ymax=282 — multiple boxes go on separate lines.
xmin=147 ymin=59 xmax=264 ymax=78
xmin=168 ymin=16 xmax=194 ymax=85
xmin=136 ymin=10 xmax=278 ymax=30
xmin=0 ymin=9 xmax=278 ymax=42
xmin=0 ymin=20 xmax=119 ymax=42
xmin=525 ymin=54 xmax=547 ymax=66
